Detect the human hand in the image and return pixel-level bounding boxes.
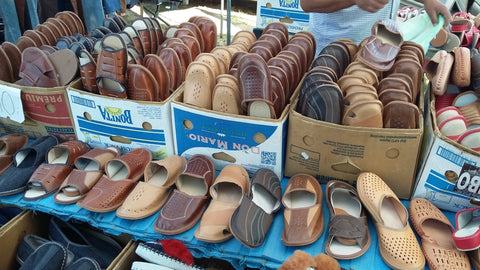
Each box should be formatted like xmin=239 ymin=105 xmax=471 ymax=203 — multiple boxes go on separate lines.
xmin=423 ymin=0 xmax=451 ymax=27
xmin=355 ymin=0 xmax=389 ymax=13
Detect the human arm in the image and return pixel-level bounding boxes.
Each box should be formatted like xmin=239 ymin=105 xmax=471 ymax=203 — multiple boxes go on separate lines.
xmin=415 ymin=0 xmax=451 ymax=27
xmin=300 ymin=0 xmax=389 ymax=13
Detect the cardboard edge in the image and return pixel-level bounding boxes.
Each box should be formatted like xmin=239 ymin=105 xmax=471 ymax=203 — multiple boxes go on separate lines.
xmin=107 ymin=241 xmax=139 ymax=270
xmin=171 ymin=84 xmax=290 ymax=123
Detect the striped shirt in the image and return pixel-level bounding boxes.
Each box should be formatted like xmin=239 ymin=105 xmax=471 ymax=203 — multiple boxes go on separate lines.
xmin=309 ymin=0 xmax=401 ymax=56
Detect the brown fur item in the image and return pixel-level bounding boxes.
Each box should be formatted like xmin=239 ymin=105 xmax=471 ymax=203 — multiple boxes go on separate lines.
xmin=278 ymin=250 xmax=341 ymax=270
xmin=278 ymin=250 xmax=315 ymax=270
xmin=312 ymin=253 xmax=341 ymax=270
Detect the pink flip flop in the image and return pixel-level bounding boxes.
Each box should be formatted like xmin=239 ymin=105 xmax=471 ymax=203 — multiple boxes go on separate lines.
xmin=456 ymin=127 xmax=480 ymax=151
xmin=438 ymin=115 xmax=468 ymax=140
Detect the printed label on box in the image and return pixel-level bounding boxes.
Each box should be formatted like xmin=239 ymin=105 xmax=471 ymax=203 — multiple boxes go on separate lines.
xmin=256 ymin=0 xmax=310 ymax=33
xmin=414 ymin=137 xmax=480 ymax=212
xmin=172 ymin=105 xmax=287 ymax=177
xmin=453 ymin=163 xmax=480 ymax=199
xmin=68 ymin=88 xmax=174 ymax=159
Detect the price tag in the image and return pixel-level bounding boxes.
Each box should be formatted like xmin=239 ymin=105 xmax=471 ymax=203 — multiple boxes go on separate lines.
xmin=453 ymin=163 xmax=480 ymax=199
xmin=0 ymin=84 xmax=24 ymax=123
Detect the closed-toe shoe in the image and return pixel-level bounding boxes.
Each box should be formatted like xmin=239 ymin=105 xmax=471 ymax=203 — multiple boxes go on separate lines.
xmin=191 ymin=16 xmax=217 ymax=53
xmin=157 ymin=47 xmax=183 ymax=92
xmin=282 ymin=174 xmax=324 ymax=246
xmin=116 ymin=155 xmax=187 ymax=220
xmin=453 ymin=206 xmax=480 ymax=251
xmin=154 ymin=154 xmax=215 ymax=235
xmin=453 ymin=91 xmax=480 ymax=126
xmin=48 ymin=217 xmax=123 ymax=269
xmin=343 ymin=100 xmax=383 ymax=128
xmin=383 ymin=101 xmax=420 ymax=129
xmin=410 ymin=198 xmax=471 ymax=270
xmin=425 ymin=50 xmax=454 ymax=96
xmin=178 ymin=34 xmax=202 ymax=64
xmin=16 ymin=234 xmax=75 ymax=266
xmin=457 ymin=127 xmax=480 ymax=151
xmin=229 ymin=168 xmax=282 ymax=249
xmin=357 ymin=20 xmax=403 ymax=71
xmin=0 ymin=134 xmax=28 ymax=176
xmin=19 ymin=241 xmax=68 ymax=270
xmin=238 ymin=53 xmax=276 ymax=118
xmin=195 ymin=164 xmax=250 ymax=243
xmin=357 ymin=172 xmax=425 ymax=270
xmin=77 ymin=148 xmax=152 ymax=212
xmin=2 ymin=42 xmax=22 ymax=82
xmin=0 ymin=135 xmax=59 ymax=196
xmin=127 ymin=64 xmax=159 ymax=101
xmin=179 ymin=22 xmax=205 ymax=53
xmin=298 ymin=82 xmax=343 ymax=124
xmin=183 ymin=61 xmax=215 ymax=109
xmin=143 ymin=54 xmax=170 ymax=101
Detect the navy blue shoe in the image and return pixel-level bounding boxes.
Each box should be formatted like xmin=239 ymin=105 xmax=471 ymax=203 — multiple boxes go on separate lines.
xmin=0 ymin=135 xmax=59 ymax=196
xmin=48 ymin=217 xmax=122 ymax=269
xmin=19 ymin=241 xmax=68 ymax=270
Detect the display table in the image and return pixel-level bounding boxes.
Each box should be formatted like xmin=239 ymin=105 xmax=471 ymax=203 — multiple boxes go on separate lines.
xmin=0 ymin=179 xmax=456 ymax=270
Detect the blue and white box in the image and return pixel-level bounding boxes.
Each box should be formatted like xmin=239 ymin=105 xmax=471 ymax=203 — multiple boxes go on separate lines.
xmin=413 ymin=98 xmax=480 ymax=212
xmin=67 ymin=80 xmax=176 ymax=159
xmin=171 ymin=86 xmax=289 ymax=178
xmin=256 ymin=0 xmax=310 ymax=33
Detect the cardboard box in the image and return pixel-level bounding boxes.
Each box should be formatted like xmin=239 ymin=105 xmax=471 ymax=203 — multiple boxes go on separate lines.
xmin=284 ymin=82 xmax=427 ymax=200
xmin=256 ymin=0 xmax=310 ymax=33
xmin=0 ymin=80 xmax=76 ymax=140
xmin=412 ymin=96 xmax=480 ymax=213
xmin=67 ymin=80 xmax=177 ymax=158
xmin=107 ymin=241 xmax=139 ymax=270
xmin=0 ymin=210 xmax=51 ymax=270
xmin=0 ymin=209 xmax=132 ymax=270
xmin=171 ymin=85 xmax=289 ymax=178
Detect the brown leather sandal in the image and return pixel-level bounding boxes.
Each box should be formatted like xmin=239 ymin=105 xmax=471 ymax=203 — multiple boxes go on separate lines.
xmin=325 ymin=180 xmax=370 ymax=259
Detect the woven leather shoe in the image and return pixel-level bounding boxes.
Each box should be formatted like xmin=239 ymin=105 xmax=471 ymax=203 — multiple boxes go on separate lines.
xmin=127 ymin=64 xmax=159 ymax=101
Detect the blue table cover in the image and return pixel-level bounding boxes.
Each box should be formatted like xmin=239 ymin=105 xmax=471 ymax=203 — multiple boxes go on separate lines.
xmin=0 ymin=178 xmax=458 ymax=270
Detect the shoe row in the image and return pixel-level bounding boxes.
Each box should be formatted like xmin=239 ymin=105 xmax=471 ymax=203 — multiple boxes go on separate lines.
xmin=82 ymin=15 xmax=217 ymax=101
xmin=0 ymin=11 xmax=85 ymax=84
xmin=0 ymin=132 xmax=476 ymax=269
xmin=182 ymin=22 xmax=316 ymax=119
xmin=16 ymin=216 xmax=123 ymax=270
xmin=297 ymin=33 xmax=423 ymax=128
xmin=182 ymin=30 xmax=257 ymax=112
xmin=435 ymin=91 xmax=480 ymax=151
xmin=233 ymin=24 xmax=316 ymax=119
xmin=55 ymin=13 xmax=128 ymax=58
xmin=0 ymin=134 xmax=345 ymax=252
